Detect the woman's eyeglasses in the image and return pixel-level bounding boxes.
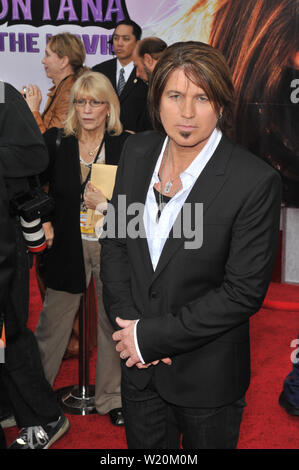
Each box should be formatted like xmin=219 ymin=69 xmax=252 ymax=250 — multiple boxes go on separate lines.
xmin=73 ymin=99 xmax=107 ymax=107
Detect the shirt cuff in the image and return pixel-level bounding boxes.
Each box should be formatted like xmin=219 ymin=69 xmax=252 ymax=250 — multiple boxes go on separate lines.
xmin=134 ymin=319 xmax=145 ymax=364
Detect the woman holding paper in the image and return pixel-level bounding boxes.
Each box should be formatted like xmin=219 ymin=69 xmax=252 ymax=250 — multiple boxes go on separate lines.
xmin=35 ymin=71 xmax=130 ymax=426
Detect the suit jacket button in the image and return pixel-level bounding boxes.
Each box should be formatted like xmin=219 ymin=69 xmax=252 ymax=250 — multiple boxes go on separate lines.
xmin=151 ymin=291 xmax=158 ymax=299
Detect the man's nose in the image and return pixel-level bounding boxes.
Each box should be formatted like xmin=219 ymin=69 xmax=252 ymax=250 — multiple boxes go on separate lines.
xmin=181 ymin=98 xmax=195 ymax=118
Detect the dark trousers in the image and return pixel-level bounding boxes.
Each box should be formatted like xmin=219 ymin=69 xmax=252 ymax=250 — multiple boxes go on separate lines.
xmin=1 ymin=221 xmax=61 ymax=428
xmin=121 ymin=372 xmax=246 ymax=449
xmin=283 ymin=335 xmax=299 ymax=407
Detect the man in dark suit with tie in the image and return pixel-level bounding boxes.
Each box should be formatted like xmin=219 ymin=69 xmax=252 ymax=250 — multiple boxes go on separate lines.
xmin=92 ymin=20 xmax=151 ymax=133
xmin=99 ymin=42 xmax=282 ymax=449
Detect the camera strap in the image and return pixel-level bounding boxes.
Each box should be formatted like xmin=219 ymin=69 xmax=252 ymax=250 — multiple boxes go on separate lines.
xmin=27 ymin=174 xmax=44 ymax=193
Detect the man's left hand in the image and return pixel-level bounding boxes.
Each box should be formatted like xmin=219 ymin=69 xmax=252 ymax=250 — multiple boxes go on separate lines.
xmin=113 ymin=317 xmax=140 ymax=367
xmin=113 ymin=317 xmax=172 ymax=368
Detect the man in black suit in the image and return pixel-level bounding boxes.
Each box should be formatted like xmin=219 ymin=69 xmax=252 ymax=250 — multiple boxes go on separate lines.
xmin=100 ymin=42 xmax=282 ymax=449
xmin=93 ymin=20 xmax=151 ymax=133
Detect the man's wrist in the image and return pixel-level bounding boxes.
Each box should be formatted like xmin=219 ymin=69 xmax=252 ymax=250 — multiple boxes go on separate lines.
xmin=134 ymin=320 xmax=145 ymax=364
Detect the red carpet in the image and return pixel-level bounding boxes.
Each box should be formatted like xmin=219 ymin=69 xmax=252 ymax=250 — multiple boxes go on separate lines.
xmin=4 ymin=271 xmax=299 ymax=449
xmin=263 ymin=282 xmax=299 ymax=311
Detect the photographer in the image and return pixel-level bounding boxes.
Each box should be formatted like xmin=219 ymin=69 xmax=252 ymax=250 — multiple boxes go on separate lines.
xmin=0 ymin=168 xmax=15 ymax=450
xmin=0 ymin=81 xmax=69 ymax=449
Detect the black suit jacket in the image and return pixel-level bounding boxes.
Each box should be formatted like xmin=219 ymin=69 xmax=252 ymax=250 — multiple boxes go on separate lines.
xmin=100 ymin=131 xmax=282 ymax=407
xmin=92 ymin=58 xmax=151 ymax=132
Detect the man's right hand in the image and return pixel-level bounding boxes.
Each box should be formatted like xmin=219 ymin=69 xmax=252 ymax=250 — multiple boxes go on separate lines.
xmin=136 ymin=357 xmax=172 ymax=369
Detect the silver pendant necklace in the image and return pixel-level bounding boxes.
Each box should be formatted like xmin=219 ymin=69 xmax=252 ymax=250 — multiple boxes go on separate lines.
xmin=156 ymin=141 xmax=182 ymax=223
xmin=162 ymin=141 xmax=172 ymax=194
xmin=161 ymin=140 xmax=181 ymax=194
xmin=164 ymin=180 xmax=172 ymax=194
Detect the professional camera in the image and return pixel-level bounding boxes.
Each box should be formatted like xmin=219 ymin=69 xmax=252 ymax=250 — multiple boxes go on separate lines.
xmin=10 ymin=186 xmax=54 ymax=222
xmin=10 ymin=178 xmax=54 ymax=253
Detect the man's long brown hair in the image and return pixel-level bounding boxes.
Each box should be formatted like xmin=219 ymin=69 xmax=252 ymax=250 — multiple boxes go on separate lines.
xmin=148 ymin=41 xmax=235 ymax=136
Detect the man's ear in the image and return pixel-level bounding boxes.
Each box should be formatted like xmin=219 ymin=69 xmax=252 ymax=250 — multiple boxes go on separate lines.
xmin=143 ymin=53 xmax=154 ymax=68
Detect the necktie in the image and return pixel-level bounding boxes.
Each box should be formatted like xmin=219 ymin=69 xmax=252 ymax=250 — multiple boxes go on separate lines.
xmin=117 ymin=68 xmax=125 ymax=96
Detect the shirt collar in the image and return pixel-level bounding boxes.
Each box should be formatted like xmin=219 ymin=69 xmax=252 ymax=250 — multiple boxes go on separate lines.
xmin=116 ymin=59 xmax=134 ymax=80
xmin=183 ymin=127 xmax=222 ymax=178
xmin=151 ymin=128 xmax=222 ymax=185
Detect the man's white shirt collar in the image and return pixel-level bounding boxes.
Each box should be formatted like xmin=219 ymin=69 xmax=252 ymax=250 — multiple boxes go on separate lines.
xmin=144 ymin=127 xmax=223 ymax=271
xmin=116 ymin=59 xmax=134 ymax=82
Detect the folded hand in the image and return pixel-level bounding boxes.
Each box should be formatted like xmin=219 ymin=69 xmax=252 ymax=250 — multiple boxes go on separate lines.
xmin=84 ymin=182 xmax=107 ymax=211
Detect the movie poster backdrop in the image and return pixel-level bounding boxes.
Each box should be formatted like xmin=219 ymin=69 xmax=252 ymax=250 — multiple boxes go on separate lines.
xmin=0 ymin=0 xmax=298 ymax=205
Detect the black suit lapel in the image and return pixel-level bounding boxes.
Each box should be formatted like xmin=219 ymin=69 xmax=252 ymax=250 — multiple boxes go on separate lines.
xmin=151 ymin=135 xmax=235 ymax=283
xmin=133 ymin=136 xmax=164 ymax=204
xmin=130 ymin=133 xmax=166 ymax=278
xmin=107 ymin=59 xmax=117 ymax=90
xmin=119 ymin=67 xmax=138 ymax=102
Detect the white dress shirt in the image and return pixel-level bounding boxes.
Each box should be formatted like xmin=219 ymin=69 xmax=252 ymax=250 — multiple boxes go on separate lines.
xmin=134 ymin=128 xmax=223 ymax=364
xmin=116 ymin=59 xmax=134 ymax=86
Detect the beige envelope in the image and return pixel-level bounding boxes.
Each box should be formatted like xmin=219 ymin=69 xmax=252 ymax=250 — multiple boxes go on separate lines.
xmin=85 ymin=163 xmax=118 ymax=228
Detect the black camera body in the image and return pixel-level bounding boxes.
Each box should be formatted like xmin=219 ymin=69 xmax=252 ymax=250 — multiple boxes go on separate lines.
xmin=10 ymin=187 xmax=54 ymax=222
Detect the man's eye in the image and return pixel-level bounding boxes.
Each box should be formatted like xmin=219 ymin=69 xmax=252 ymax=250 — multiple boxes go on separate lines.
xmin=170 ymin=94 xmax=180 ymax=100
xmin=198 ymin=95 xmax=208 ymax=102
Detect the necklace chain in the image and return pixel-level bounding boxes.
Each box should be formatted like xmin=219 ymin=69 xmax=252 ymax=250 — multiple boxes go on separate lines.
xmin=156 ymin=141 xmax=182 ymax=223
xmin=160 ymin=141 xmax=182 ymax=194
xmin=80 ymin=134 xmax=104 ymax=158
xmin=88 ymin=144 xmax=100 ymax=157
xmin=160 ymin=142 xmax=182 ymax=192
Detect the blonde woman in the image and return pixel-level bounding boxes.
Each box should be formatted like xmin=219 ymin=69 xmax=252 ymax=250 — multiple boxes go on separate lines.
xmin=35 ymin=71 xmax=130 ymax=426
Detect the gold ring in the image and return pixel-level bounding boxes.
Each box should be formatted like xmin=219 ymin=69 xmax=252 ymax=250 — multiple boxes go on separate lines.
xmin=28 ymin=90 xmax=33 ymax=96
